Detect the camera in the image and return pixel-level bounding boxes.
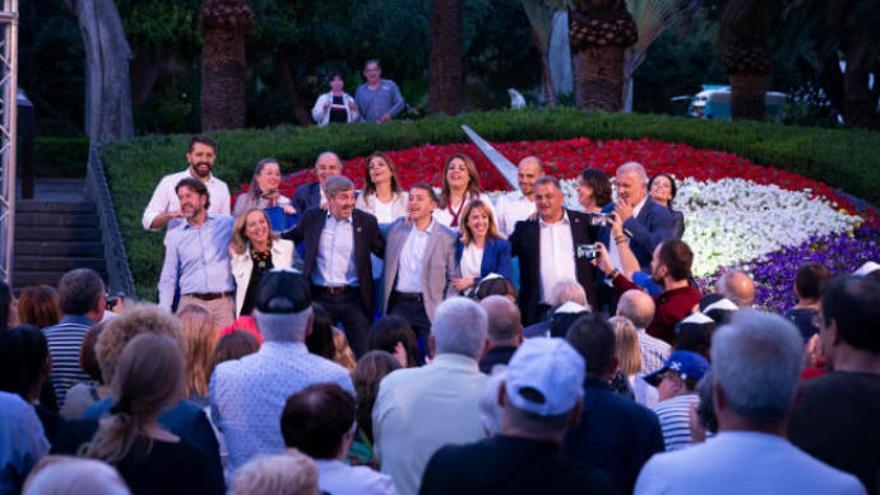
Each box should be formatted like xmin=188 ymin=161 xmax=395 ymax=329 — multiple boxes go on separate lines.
xmin=589 ymin=213 xmax=613 ymax=227
xmin=577 ymin=243 xmax=601 ymax=260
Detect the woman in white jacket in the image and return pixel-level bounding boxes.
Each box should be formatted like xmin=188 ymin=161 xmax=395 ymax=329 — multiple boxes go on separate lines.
xmin=312 ymin=73 xmax=359 ymax=126
xmin=229 ymin=208 xmax=294 ymax=317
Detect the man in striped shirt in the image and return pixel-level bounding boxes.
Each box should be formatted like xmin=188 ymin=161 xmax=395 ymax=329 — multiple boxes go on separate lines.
xmin=644 ymin=350 xmax=709 ymax=451
xmin=42 ymin=268 xmax=106 ymax=407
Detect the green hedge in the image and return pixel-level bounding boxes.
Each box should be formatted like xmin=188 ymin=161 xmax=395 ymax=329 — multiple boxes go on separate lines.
xmin=102 ymin=108 xmax=880 ymax=299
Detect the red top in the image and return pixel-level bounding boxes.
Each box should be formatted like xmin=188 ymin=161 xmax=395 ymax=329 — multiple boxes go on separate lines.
xmin=612 ymin=274 xmax=702 ymax=345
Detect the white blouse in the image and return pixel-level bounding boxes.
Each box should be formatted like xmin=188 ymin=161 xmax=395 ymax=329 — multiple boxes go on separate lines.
xmin=460 ymin=243 xmax=484 ymax=279
xmin=433 ymin=193 xmax=496 ymax=233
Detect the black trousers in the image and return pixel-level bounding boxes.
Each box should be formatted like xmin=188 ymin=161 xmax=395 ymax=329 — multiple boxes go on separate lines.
xmin=388 ymin=291 xmax=432 ymax=361
xmin=312 ymin=287 xmax=371 ymax=358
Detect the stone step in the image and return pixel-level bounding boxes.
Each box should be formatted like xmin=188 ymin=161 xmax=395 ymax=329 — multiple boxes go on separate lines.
xmin=14 ymin=270 xmax=107 ymax=289
xmin=16 ymin=227 xmax=101 ymax=242
xmin=15 ymin=241 xmax=104 ymax=258
xmin=15 ymin=200 xmax=96 ymax=214
xmin=14 ymin=256 xmax=106 ymax=272
xmin=16 ymin=212 xmax=98 ymax=228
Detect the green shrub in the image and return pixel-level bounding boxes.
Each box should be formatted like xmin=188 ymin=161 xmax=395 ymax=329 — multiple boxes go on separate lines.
xmin=102 ymin=108 xmax=880 ymax=298
xmin=32 ymin=137 xmax=90 ymax=177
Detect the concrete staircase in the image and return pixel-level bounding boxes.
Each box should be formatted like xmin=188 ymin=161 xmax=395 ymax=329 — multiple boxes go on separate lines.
xmin=12 ymin=180 xmax=107 ymax=291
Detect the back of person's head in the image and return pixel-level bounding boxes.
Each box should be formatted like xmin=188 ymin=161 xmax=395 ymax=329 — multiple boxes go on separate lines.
xmin=210 ymin=330 xmax=260 ymax=378
xmin=821 ymin=275 xmax=880 ymax=354
xmin=252 ymin=270 xmax=314 ymax=343
xmin=254 ymin=308 xmax=312 ymax=344
xmin=305 ymin=303 xmax=335 ymax=360
xmin=0 ymin=325 xmax=49 ymax=400
xmin=431 ymin=297 xmax=488 ymax=359
xmin=95 ymin=304 xmax=184 ymax=385
xmin=608 ymin=316 xmax=641 ymax=376
xmin=695 ymin=372 xmax=718 ymax=435
xmin=229 ymin=449 xmax=319 ymax=495
xmin=712 ymin=311 xmax=803 ymax=424
xmin=352 ymin=351 xmax=400 ymax=444
xmin=368 ymin=315 xmax=419 ymax=367
xmin=58 ymin=269 xmax=105 ymax=316
xmin=566 ymin=314 xmax=616 ymax=377
xmin=547 ymin=279 xmax=588 ymax=307
xmin=86 ymin=333 xmax=185 ymax=463
xmin=699 ymin=294 xmax=738 ymax=324
xmin=658 ymin=240 xmax=693 ymax=281
xmin=23 ymin=456 xmax=130 ymax=495
xmin=616 ymin=289 xmax=655 ymax=329
xmin=18 ymin=285 xmax=62 ymax=328
xmin=281 ymin=383 xmax=355 ymax=459
xmin=717 ymin=270 xmax=755 ymax=308
xmin=675 ymin=313 xmax=717 ymax=360
xmin=176 ymin=304 xmax=217 ymax=399
xmin=80 ymin=323 xmax=106 ymax=383
xmin=481 ymin=295 xmax=522 ymax=344
xmin=795 ymin=263 xmax=831 ymax=301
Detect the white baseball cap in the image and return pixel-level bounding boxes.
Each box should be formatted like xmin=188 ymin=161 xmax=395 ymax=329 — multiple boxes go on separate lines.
xmin=854 ymin=261 xmax=880 ymax=277
xmin=504 ymin=338 xmax=585 ymax=417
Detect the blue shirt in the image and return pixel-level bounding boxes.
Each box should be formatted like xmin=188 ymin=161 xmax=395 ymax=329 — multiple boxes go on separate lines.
xmin=0 ymin=391 xmax=49 ymax=495
xmin=42 ymin=314 xmax=95 ymax=406
xmin=355 ymin=80 xmax=405 ymax=122
xmin=158 ymin=214 xmax=235 ymax=310
xmin=313 ymin=213 xmax=358 ymax=287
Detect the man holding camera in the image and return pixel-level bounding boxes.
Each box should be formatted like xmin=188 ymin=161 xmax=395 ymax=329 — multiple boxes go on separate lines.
xmin=510 ymin=176 xmax=600 ymax=325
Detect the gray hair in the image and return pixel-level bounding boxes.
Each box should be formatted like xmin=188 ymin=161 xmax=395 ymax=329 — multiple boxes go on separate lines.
xmin=616 ymin=289 xmax=656 ymax=329
xmin=616 ymin=162 xmax=648 ymax=184
xmin=59 ymin=268 xmax=105 ymax=315
xmin=481 ymin=295 xmax=522 ymax=342
xmin=230 ymin=449 xmax=320 ymax=495
xmin=547 ymin=279 xmax=589 ymax=308
xmin=324 ymin=175 xmax=354 ymax=198
xmin=533 ymin=175 xmax=561 ymax=192
xmin=711 ymin=310 xmax=804 ymax=422
xmin=254 ymin=307 xmax=313 ymax=343
xmin=24 ymin=457 xmax=130 ymax=495
xmin=432 ymin=297 xmax=488 ymax=359
xmin=315 ymin=151 xmax=342 ymax=168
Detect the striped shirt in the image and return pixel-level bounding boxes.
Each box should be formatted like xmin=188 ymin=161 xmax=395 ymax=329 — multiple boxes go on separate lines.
xmin=42 ymin=315 xmax=95 ymax=407
xmin=651 ymin=393 xmax=700 ymax=452
xmin=638 ymin=329 xmax=672 ymax=375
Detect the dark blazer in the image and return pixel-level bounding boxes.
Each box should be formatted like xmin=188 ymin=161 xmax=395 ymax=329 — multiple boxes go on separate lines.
xmin=669 ymin=208 xmax=685 ymax=240
xmin=455 ymin=237 xmax=514 ymax=281
xmin=622 ymin=199 xmax=674 ymax=269
xmin=292 ymin=182 xmax=322 ymax=214
xmin=509 ymin=209 xmax=599 ymax=326
xmin=282 ymin=208 xmax=385 ymax=316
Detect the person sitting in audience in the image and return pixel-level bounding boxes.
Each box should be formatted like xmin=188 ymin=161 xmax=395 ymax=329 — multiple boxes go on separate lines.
xmin=230 ymin=207 xmax=294 ymax=317
xmin=84 ymin=333 xmax=224 ymax=495
xmin=716 ymin=270 xmax=756 ymax=308
xmin=312 ymin=72 xmax=360 ymax=126
xmin=609 ymin=162 xmax=674 ymax=270
xmin=643 ymin=350 xmax=709 ymax=451
xmin=577 ymin=167 xmax=613 ymax=214
xmin=210 ymin=330 xmax=260 ymax=378
xmin=472 ymin=275 xmax=518 ymax=302
xmin=789 ymin=275 xmax=880 ymax=495
xmin=675 ymin=312 xmax=716 ymax=361
xmin=351 ymin=351 xmax=401 ymax=467
xmin=635 ymin=311 xmax=866 ymax=495
xmin=784 ymin=262 xmax=831 ymax=342
xmin=648 ymin=173 xmax=685 ymax=240
xmin=433 ymin=154 xmax=494 ymax=231
xmin=853 ymin=261 xmax=880 ymax=280
xmin=228 ymin=449 xmax=320 ymax=495
xmin=616 ymin=289 xmax=670 ymax=375
xmin=0 ymin=390 xmax=49 ymax=494
xmin=177 ymin=304 xmax=217 ymax=407
xmin=233 ymin=158 xmax=295 ymax=220
xmin=282 ymin=383 xmax=397 ymax=495
xmin=563 ymin=314 xmax=665 ymax=494
xmin=608 ymin=316 xmax=657 ymax=406
xmin=60 ymin=323 xmax=110 ymax=420
xmin=369 ymin=315 xmax=420 ymax=368
xmin=293 ymin=152 xmax=344 ymax=213
xmin=18 ymin=285 xmax=61 ymax=329
xmin=452 ymin=199 xmax=513 ymax=294
xmin=23 ymin=456 xmax=130 ymax=495
xmin=355 ymin=152 xmax=408 ymax=225
xmin=698 ymin=294 xmax=739 ymax=324
xmin=494 ymin=156 xmax=544 ymax=237
xmin=420 ymin=337 xmax=618 ymax=495
xmin=522 ymin=279 xmax=590 ymax=339
xmin=373 ymin=298 xmax=488 ymax=495
xmin=210 ymin=270 xmax=354 ymax=470
xmin=478 ymin=296 xmax=522 ymax=374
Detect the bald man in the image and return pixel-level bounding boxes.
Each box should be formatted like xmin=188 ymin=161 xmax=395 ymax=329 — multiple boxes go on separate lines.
xmin=717 ymin=271 xmax=756 ymax=308
xmin=478 ymin=295 xmax=523 ymax=373
xmin=616 ymin=289 xmax=670 ymax=374
xmin=495 ymin=156 xmax=544 ymax=237
xmin=293 ymin=151 xmax=344 ymax=213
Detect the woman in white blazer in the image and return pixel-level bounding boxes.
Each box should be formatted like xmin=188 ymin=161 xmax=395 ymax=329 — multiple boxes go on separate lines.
xmin=311 ymin=72 xmax=359 ymax=127
xmin=229 ymin=208 xmax=295 ymax=317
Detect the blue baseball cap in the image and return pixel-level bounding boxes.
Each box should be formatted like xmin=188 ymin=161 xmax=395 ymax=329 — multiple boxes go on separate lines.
xmin=644 ymin=350 xmax=710 ymax=387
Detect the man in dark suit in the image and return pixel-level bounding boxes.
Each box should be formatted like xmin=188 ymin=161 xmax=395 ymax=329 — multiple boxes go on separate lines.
xmin=283 ymin=175 xmax=384 ymax=356
xmin=510 ymin=176 xmax=600 ymax=326
xmin=612 ymin=162 xmax=674 ymax=269
xmin=292 ymin=151 xmax=344 ymax=214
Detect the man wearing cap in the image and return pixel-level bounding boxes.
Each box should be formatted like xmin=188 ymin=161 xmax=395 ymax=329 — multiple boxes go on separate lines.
xmin=420 ymin=337 xmax=619 ymax=495
xmin=158 ymin=177 xmax=236 ymax=327
xmin=635 ymin=311 xmax=866 ymax=495
xmin=209 ymin=269 xmax=354 ymax=471
xmin=674 ymin=312 xmax=716 ymax=360
xmin=373 ymin=298 xmax=488 ymax=495
xmin=643 ymin=350 xmax=709 ymax=451
xmin=283 ymin=175 xmax=385 ymax=356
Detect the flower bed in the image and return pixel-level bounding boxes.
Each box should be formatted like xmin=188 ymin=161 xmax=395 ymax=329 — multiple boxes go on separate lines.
xmin=266 ymin=137 xmax=877 ymax=311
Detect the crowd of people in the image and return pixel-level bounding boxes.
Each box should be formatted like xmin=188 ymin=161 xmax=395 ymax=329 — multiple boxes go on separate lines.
xmin=2 ymin=130 xmax=879 ymax=495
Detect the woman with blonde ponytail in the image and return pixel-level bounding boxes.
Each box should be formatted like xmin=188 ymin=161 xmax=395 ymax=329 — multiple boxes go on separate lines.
xmin=84 ymin=333 xmax=224 ymax=494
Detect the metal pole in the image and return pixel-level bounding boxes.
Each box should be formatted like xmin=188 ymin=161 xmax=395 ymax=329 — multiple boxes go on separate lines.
xmin=0 ymin=0 xmax=18 ymax=287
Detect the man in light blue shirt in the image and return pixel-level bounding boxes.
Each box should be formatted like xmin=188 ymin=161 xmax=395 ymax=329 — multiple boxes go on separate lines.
xmin=355 ymin=59 xmax=405 ymax=124
xmin=158 ymin=177 xmax=235 ymax=328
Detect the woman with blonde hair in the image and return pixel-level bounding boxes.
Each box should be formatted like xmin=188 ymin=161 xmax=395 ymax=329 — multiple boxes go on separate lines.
xmin=230 ymin=207 xmax=294 ymax=317
xmin=84 ymin=333 xmax=224 ymax=494
xmin=433 ymin=154 xmax=494 ymax=231
xmin=355 ymin=151 xmax=408 ymax=224
xmin=451 ymin=199 xmax=513 ymax=294
xmin=177 ymin=304 xmax=217 ymax=406
xmin=609 ymin=316 xmax=657 ymax=406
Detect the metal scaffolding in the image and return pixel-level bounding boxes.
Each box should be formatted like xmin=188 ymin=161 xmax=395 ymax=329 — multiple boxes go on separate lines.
xmin=0 ymin=0 xmax=17 ymax=287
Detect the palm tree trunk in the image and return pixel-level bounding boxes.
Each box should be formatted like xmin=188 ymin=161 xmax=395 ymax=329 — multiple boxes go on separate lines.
xmin=574 ymin=46 xmax=625 ymax=110
xmin=730 ymin=73 xmax=766 ymax=120
xmin=540 ymin=48 xmax=557 ymax=106
xmin=428 ymin=0 xmax=463 ymax=115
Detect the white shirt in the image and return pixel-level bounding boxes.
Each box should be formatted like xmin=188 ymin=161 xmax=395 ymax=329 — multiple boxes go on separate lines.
xmin=635 ymin=431 xmax=867 ymax=495
xmin=141 ymin=168 xmax=231 ymax=231
xmin=433 ymin=193 xmax=496 ymax=233
xmin=314 ymin=213 xmax=358 ymax=287
xmin=356 ymin=191 xmax=408 ymax=225
xmin=609 ymin=196 xmax=647 ymax=271
xmin=373 ymin=353 xmax=488 ymax=495
xmin=396 ymin=221 xmax=434 ymax=293
xmin=538 ymin=212 xmax=577 ymax=303
xmin=460 ymin=243 xmax=484 ymax=279
xmin=495 ymin=190 xmax=535 ymax=237
xmin=373 ymin=199 xmax=395 ymax=224
xmin=315 ymin=459 xmax=397 ymax=495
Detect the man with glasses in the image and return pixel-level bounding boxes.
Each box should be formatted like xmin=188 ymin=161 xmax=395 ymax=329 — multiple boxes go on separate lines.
xmin=355 ymin=59 xmax=405 ymax=124
xmin=643 ymin=350 xmax=709 ymax=451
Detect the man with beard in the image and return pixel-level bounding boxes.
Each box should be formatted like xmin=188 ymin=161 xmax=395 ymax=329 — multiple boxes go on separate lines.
xmin=494 ymin=156 xmax=544 ymax=237
xmin=142 ymin=135 xmax=231 ymax=232
xmin=158 ymin=178 xmax=236 ymax=328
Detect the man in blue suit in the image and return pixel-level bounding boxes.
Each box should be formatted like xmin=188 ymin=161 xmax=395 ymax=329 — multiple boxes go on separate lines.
xmin=292 ymin=151 xmax=344 ymax=214
xmin=611 ymin=162 xmax=674 ymax=270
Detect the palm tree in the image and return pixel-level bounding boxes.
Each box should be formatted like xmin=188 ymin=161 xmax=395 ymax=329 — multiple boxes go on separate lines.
xmin=717 ymin=0 xmax=774 ymax=121
xmin=199 ymin=0 xmax=255 ymax=130
xmin=522 ymin=0 xmax=567 ymax=106
xmin=568 ymin=0 xmax=638 ymax=111
xmin=428 ymin=0 xmax=463 ymax=115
